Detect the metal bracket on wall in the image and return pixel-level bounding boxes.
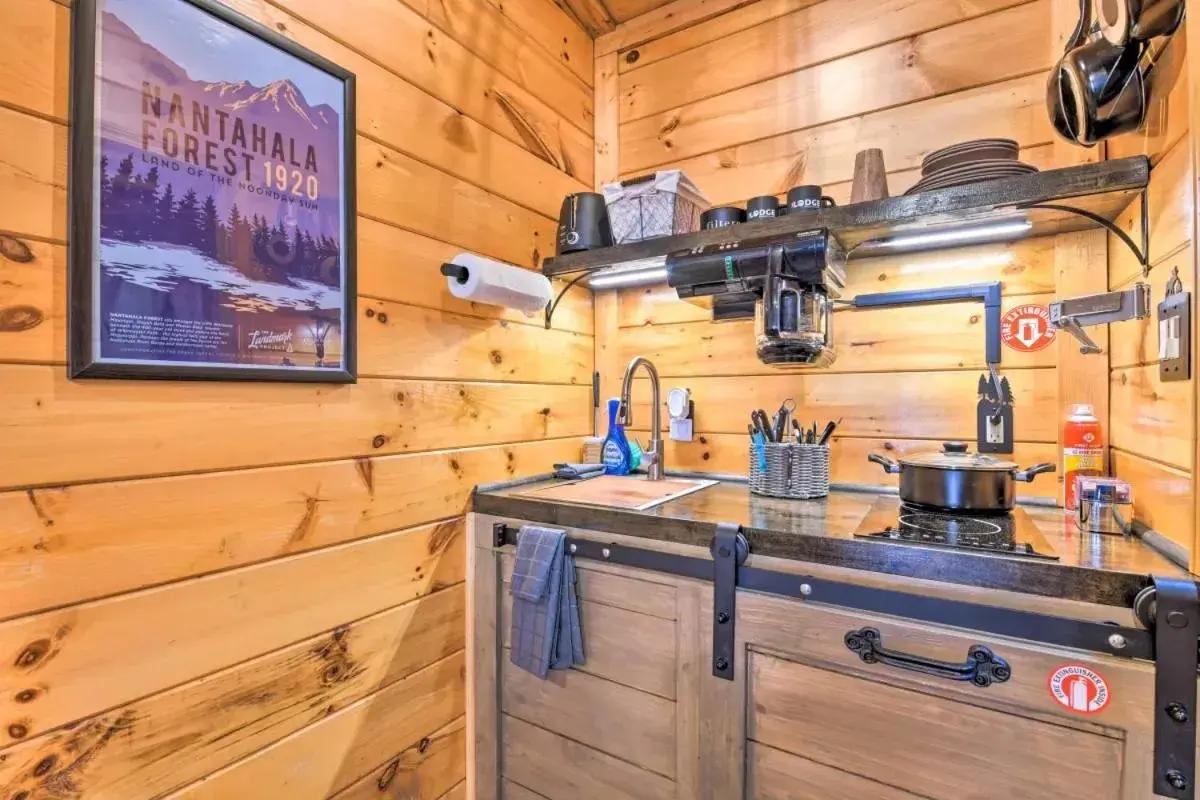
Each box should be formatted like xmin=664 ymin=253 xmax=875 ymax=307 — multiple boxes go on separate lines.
xmin=1151 ymin=577 xmax=1200 ymax=799
xmin=710 ymin=524 xmax=748 ymax=680
xmin=852 ymin=282 xmax=1010 ymax=453
xmin=1022 ymin=188 xmax=1149 ymax=273
xmin=543 ymin=270 xmax=593 ymax=329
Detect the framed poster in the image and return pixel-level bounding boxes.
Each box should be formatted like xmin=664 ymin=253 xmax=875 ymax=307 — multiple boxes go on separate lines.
xmin=69 ymin=0 xmax=356 ymax=382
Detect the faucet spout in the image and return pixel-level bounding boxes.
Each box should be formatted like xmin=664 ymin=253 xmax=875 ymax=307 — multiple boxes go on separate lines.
xmin=619 ymin=356 xmax=665 ymax=480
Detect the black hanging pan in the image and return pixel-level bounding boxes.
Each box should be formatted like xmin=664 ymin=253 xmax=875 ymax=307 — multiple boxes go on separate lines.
xmin=1097 ymin=0 xmax=1184 ymax=46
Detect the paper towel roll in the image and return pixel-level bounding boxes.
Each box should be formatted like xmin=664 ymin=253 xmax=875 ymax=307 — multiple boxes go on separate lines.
xmin=444 ymin=253 xmax=552 ymax=317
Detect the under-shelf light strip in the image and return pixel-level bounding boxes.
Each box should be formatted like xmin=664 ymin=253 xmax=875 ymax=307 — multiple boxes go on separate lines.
xmin=868 ymin=221 xmax=1033 ymax=252
xmin=584 ymin=221 xmax=1033 ymax=289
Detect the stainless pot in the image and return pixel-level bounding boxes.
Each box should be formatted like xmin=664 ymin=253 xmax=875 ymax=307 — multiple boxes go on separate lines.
xmin=868 ymin=442 xmax=1056 ymax=513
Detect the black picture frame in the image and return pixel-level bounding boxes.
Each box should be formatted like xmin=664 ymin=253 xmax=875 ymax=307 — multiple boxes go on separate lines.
xmin=68 ymin=0 xmax=357 ymax=382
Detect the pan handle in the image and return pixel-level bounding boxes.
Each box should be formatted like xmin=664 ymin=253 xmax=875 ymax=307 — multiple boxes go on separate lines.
xmin=1014 ymin=463 xmax=1056 ymax=482
xmin=867 ymin=453 xmax=902 ymax=475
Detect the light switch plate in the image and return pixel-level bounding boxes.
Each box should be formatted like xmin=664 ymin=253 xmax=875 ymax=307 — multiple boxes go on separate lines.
xmin=1158 ymin=288 xmax=1191 ymax=383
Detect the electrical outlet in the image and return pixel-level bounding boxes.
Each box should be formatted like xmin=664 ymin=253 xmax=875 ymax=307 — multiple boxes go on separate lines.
xmin=669 ymin=418 xmax=694 ymax=442
xmin=986 ymin=417 xmax=1005 ymax=445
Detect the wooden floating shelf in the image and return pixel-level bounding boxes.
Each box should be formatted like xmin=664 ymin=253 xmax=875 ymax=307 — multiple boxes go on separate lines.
xmin=542 ymin=156 xmax=1150 ymax=277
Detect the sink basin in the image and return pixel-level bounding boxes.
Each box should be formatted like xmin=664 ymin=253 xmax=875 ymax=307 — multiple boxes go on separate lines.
xmin=517 ymin=475 xmax=718 ymax=511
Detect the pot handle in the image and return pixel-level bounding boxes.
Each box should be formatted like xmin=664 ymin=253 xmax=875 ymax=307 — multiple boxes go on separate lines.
xmin=868 ymin=453 xmax=902 ymax=475
xmin=1014 ymin=463 xmax=1056 ymax=482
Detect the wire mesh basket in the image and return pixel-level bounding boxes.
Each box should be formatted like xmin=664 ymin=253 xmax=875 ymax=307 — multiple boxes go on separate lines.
xmin=603 ymin=170 xmax=708 ymax=245
xmin=749 ymin=442 xmax=830 ymax=500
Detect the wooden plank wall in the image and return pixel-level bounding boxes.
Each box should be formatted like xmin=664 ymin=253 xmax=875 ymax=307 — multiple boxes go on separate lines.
xmin=597 ymin=0 xmax=1067 ymax=498
xmin=0 ymin=0 xmax=593 ymax=797
xmin=1106 ymin=26 xmax=1195 ymax=558
xmin=597 ymin=0 xmax=1196 ymax=533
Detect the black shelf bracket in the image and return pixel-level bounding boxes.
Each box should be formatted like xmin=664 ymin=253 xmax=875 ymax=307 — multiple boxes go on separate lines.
xmin=1022 ymin=188 xmax=1150 ymax=273
xmin=543 ymin=270 xmax=593 ymax=329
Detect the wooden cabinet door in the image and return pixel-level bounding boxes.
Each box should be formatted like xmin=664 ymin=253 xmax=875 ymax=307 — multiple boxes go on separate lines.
xmin=746 ymin=650 xmax=1123 ymax=799
xmin=471 ymin=516 xmax=1176 ymax=800
xmin=712 ymin=589 xmax=1163 ymax=800
xmin=472 ymin=519 xmax=690 ymax=800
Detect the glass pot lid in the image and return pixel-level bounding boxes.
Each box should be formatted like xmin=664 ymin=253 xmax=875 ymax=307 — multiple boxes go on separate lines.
xmin=898 ymin=442 xmax=1018 ymax=472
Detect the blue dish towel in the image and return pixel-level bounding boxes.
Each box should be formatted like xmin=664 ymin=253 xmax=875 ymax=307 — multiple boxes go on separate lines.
xmin=509 ymin=525 xmax=585 ymax=679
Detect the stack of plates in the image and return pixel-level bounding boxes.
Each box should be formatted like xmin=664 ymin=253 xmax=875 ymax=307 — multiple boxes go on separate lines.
xmin=905 ymin=139 xmax=1037 ymax=195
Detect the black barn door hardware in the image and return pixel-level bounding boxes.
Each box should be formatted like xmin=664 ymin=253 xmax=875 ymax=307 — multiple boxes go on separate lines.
xmin=1148 ymin=577 xmax=1200 ymax=799
xmin=844 ymin=627 xmax=1011 ymax=687
xmin=489 ymin=522 xmax=1156 ymax=659
xmin=490 ymin=522 xmax=1155 ymax=657
xmin=492 ymin=522 xmax=713 ymax=580
xmin=710 ymin=524 xmax=748 ymax=680
xmin=492 ymin=521 xmax=1199 ymax=799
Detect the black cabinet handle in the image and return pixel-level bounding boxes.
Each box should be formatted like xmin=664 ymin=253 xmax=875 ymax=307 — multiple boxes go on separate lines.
xmin=844 ymin=627 xmax=1011 ymax=687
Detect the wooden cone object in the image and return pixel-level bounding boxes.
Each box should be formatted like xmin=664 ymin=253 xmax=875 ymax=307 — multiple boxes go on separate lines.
xmin=850 ymin=148 xmax=889 ymax=203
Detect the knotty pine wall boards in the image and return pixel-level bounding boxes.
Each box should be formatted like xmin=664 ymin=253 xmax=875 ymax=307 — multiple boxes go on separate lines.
xmin=0 ymin=0 xmax=594 ymax=795
xmin=590 ymin=0 xmax=1200 ymax=564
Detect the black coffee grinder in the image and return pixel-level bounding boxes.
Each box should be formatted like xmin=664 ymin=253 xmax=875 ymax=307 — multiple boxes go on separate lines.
xmin=666 ymin=229 xmax=847 ymax=367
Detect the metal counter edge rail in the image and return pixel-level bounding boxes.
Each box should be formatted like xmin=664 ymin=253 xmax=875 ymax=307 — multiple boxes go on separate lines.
xmin=490 ymin=520 xmax=1200 ymax=799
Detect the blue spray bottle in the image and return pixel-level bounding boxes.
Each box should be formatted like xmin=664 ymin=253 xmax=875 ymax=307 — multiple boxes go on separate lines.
xmin=601 ymin=398 xmax=633 ymax=476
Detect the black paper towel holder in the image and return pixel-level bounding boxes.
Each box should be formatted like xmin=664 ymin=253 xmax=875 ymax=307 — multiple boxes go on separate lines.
xmin=440 ymin=263 xmax=470 ymax=285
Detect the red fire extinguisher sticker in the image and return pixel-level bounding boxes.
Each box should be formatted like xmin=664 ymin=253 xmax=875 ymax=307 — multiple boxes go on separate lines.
xmin=1047 ymin=664 xmax=1111 ymax=714
xmin=1001 ymin=304 xmax=1057 ymax=352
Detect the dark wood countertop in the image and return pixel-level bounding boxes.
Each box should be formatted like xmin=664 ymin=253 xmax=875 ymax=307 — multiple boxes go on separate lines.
xmin=475 ymin=478 xmax=1189 ymax=607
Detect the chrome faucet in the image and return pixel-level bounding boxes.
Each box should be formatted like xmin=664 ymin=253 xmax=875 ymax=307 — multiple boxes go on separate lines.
xmin=617 ymin=356 xmax=665 ymax=481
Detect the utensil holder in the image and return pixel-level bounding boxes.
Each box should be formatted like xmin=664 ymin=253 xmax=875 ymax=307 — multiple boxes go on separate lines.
xmin=749 ymin=442 xmax=830 ymax=499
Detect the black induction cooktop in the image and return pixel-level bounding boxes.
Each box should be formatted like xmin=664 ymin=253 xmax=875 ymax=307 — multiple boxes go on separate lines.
xmin=853 ymin=498 xmax=1060 ymax=561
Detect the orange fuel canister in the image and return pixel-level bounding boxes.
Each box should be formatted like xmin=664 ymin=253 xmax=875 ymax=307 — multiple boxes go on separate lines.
xmin=1063 ymin=404 xmax=1104 ymax=511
